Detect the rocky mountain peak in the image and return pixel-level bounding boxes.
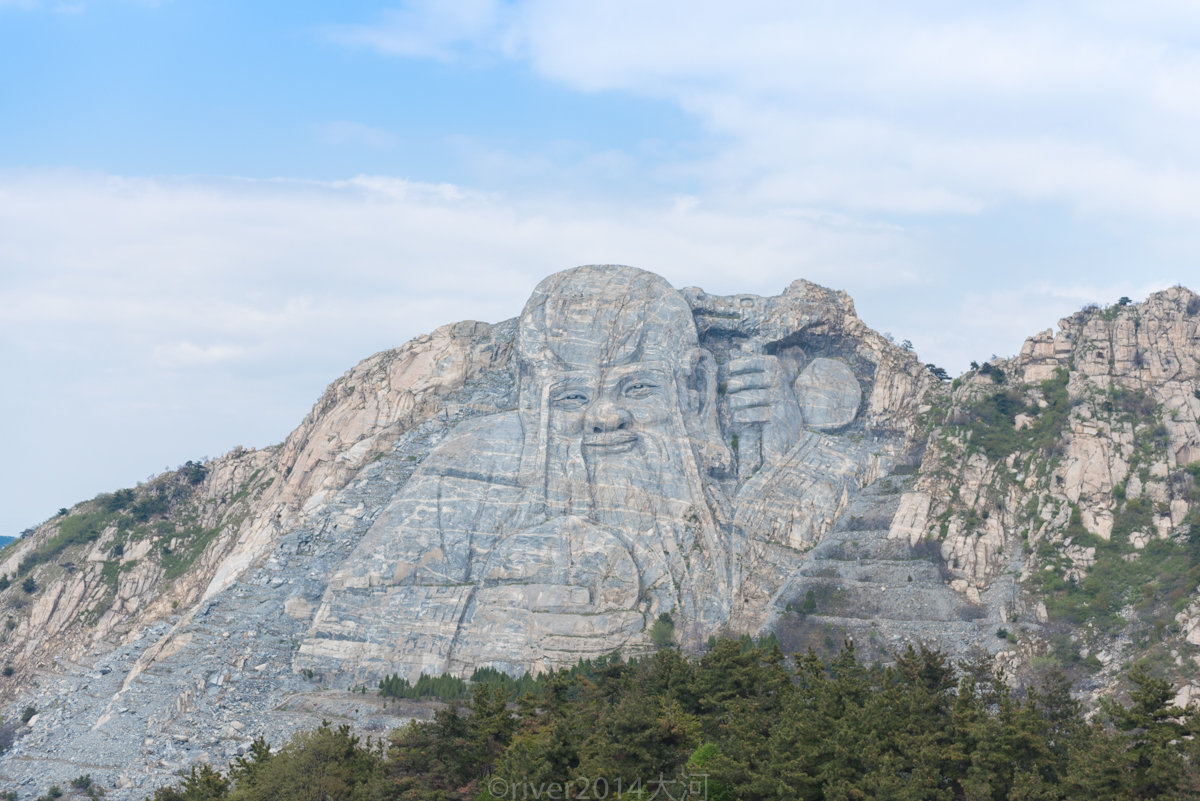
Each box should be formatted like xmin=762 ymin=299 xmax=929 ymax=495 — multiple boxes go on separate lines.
xmin=1018 ymin=285 xmax=1200 ymax=390
xmin=1 ymin=269 xmax=1198 ymax=797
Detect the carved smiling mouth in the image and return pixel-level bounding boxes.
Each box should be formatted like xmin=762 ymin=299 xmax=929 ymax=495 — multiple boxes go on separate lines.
xmin=582 ymin=433 xmax=639 ymax=453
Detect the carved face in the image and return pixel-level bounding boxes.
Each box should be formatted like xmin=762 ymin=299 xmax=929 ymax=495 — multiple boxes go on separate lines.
xmin=546 ymin=361 xmax=674 ymax=458
xmin=516 ymin=266 xmax=728 ymax=503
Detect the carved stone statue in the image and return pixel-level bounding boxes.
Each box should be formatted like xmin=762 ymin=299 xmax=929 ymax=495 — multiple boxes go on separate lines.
xmin=301 ymin=266 xmax=874 ymax=679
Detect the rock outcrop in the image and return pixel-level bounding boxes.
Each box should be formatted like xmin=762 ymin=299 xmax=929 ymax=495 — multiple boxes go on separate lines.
xmin=910 ymin=287 xmax=1200 ymax=701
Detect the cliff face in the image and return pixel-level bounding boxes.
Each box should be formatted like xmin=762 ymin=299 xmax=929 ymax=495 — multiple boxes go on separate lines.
xmin=906 ymin=286 xmax=1200 ymax=699
xmin=0 ymin=270 xmax=1197 ymax=797
xmin=0 ymin=320 xmax=512 ymax=685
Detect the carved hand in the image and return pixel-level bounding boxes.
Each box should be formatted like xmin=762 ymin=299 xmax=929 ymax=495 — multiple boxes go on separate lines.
xmin=723 ymin=350 xmax=803 ymax=469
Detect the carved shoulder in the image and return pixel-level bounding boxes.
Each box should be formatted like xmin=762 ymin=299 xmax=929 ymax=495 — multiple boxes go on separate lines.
xmin=416 ymin=410 xmax=524 ymax=487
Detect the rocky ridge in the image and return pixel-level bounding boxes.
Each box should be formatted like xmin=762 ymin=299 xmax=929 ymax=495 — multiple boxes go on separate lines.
xmin=905 ymin=287 xmax=1200 ymax=701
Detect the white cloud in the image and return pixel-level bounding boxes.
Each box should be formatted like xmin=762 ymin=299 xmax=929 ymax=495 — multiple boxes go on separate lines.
xmin=324 ymin=0 xmax=506 ymax=61
xmin=327 ymin=2 xmax=1200 ymax=222
xmin=315 ymin=121 xmax=398 ymax=150
xmin=152 ymin=342 xmax=249 ymax=368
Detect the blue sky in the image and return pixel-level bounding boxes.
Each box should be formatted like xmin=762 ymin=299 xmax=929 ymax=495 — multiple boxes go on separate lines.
xmin=3 ymin=0 xmax=1199 ymax=535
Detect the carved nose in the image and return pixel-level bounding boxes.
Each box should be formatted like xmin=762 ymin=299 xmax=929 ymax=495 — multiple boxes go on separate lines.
xmin=586 ymin=400 xmax=632 ymax=433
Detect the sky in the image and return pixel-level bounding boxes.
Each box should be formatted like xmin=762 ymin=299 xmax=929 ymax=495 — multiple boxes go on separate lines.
xmin=2 ymin=0 xmax=1199 ymax=535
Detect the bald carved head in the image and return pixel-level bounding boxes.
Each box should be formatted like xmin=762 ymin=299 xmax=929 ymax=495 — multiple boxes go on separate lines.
xmin=517 ymin=265 xmax=699 ymax=370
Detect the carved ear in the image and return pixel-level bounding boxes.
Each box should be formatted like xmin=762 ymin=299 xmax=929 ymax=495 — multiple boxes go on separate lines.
xmin=681 ymin=347 xmax=716 ymax=417
xmin=680 ymin=347 xmax=733 ymax=478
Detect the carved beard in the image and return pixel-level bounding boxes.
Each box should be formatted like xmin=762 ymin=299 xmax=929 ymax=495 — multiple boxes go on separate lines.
xmin=540 ymin=427 xmax=704 ymax=618
xmin=582 ymin=433 xmax=691 ymax=531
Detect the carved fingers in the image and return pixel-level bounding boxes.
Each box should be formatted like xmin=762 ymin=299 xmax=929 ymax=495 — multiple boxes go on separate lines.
xmin=724 ymin=354 xmax=778 ymax=425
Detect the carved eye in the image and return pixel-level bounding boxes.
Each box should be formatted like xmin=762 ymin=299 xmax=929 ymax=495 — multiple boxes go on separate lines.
xmin=623 ymin=382 xmax=658 ymax=398
xmin=552 ymin=390 xmax=589 ymax=408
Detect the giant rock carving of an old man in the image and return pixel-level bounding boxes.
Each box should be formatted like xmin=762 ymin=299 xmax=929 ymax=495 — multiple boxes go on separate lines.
xmin=302 ymin=265 xmax=868 ymax=680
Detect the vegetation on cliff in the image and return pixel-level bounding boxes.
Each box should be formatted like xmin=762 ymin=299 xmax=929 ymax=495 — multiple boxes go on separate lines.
xmin=912 ymin=290 xmax=1200 ymax=696
xmin=0 ymin=455 xmax=275 ymax=684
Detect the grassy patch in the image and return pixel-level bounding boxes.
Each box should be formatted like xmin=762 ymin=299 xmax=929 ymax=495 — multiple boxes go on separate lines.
xmin=228 ymin=469 xmax=265 ymax=504
xmin=161 ymin=517 xmax=236 ymax=580
xmin=1037 ymin=499 xmax=1200 ymax=637
xmin=15 ymin=461 xmax=211 ymax=579
xmin=17 ymin=509 xmax=113 ymax=575
xmin=100 ymin=560 xmax=119 ymax=591
xmin=951 ymin=369 xmax=1071 ymax=462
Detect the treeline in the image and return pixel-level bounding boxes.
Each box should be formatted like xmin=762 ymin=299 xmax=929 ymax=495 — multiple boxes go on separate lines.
xmin=378 ymin=671 xmax=470 ymax=700
xmin=147 ymin=639 xmax=1200 ymax=800
xmin=379 ymin=665 xmax=590 ymax=701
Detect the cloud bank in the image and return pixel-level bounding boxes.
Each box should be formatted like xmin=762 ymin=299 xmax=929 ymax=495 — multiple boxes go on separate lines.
xmin=332 ymin=1 xmax=1200 ymax=223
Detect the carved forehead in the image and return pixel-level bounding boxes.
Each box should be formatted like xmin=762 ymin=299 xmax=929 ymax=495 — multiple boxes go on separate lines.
xmin=517 ymin=265 xmax=698 ymax=369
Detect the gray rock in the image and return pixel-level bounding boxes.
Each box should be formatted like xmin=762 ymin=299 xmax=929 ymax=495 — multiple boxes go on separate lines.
xmin=795 ymin=357 xmax=861 ymax=429
xmin=301 ymin=266 xmax=897 ymax=681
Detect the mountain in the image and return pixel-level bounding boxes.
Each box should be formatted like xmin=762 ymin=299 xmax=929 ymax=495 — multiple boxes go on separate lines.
xmin=0 ymin=266 xmax=1197 ymax=798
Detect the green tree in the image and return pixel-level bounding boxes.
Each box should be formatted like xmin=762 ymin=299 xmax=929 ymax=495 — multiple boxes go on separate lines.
xmin=1101 ymin=664 xmax=1197 ymax=799
xmin=227 ymin=724 xmax=376 ymax=801
xmin=649 ymin=612 xmax=675 ymax=647
xmin=149 ymin=764 xmax=229 ymax=801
